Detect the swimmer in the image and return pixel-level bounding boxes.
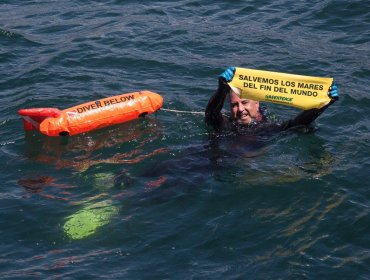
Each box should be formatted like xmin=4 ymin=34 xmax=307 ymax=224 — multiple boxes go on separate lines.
xmin=205 ymin=67 xmax=339 ymax=133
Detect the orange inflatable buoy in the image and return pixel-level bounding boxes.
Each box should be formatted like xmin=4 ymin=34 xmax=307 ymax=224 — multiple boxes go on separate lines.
xmin=18 ymin=90 xmax=163 ymax=136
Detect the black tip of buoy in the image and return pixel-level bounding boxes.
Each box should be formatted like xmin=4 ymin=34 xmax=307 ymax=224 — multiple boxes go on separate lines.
xmin=59 ymin=131 xmax=70 ymax=136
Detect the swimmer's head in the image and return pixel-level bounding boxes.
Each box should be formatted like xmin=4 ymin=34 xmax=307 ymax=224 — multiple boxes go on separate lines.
xmin=229 ymin=91 xmax=262 ymax=125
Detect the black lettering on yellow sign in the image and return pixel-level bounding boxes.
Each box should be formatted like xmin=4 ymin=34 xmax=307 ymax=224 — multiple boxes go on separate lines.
xmin=281 ymin=80 xmax=295 ymax=87
xmin=290 ymin=89 xmax=318 ymax=97
xmin=77 ymin=95 xmax=134 ymax=113
xmin=239 ymin=75 xmax=279 ymax=85
xmin=260 ymin=84 xmax=272 ymax=91
xmin=243 ymin=82 xmax=257 ymax=89
xmin=297 ymin=82 xmax=323 ymax=91
xmin=274 ymin=86 xmax=288 ymax=93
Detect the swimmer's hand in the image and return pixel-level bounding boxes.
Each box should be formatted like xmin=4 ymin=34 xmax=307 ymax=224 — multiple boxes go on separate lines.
xmin=219 ymin=66 xmax=236 ymax=82
xmin=329 ymin=82 xmax=339 ymax=100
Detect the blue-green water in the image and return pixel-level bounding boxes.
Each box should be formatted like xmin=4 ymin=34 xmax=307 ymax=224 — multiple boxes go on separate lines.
xmin=1 ymin=0 xmax=369 ymax=279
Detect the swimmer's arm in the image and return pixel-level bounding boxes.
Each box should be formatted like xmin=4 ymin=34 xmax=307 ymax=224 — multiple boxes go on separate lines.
xmin=205 ymin=78 xmax=230 ymax=128
xmin=281 ymin=82 xmax=339 ymax=129
xmin=281 ymin=100 xmax=336 ymax=129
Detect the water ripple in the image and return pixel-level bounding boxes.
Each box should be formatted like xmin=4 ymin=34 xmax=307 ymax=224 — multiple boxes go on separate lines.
xmin=0 ymin=0 xmax=369 ymax=278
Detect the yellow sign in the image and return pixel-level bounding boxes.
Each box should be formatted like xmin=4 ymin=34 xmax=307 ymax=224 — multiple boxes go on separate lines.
xmin=228 ymin=67 xmax=333 ymax=110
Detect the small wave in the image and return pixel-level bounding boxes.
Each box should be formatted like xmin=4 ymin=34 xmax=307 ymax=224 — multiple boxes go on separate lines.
xmin=0 ymin=28 xmax=43 ymax=46
xmin=0 ymin=28 xmax=17 ymax=38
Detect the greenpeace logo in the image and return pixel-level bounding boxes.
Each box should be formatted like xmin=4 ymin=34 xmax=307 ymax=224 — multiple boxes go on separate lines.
xmin=265 ymin=95 xmax=293 ymax=103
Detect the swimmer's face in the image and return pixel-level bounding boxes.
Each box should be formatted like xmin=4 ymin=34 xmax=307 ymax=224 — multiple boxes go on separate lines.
xmin=230 ymin=92 xmax=261 ymax=124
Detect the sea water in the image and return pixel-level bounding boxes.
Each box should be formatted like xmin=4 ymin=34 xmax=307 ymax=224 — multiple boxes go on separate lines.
xmin=0 ymin=1 xmax=369 ymax=279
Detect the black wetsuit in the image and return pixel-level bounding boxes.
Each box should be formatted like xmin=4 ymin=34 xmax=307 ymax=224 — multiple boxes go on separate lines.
xmin=205 ymin=78 xmax=335 ymax=134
